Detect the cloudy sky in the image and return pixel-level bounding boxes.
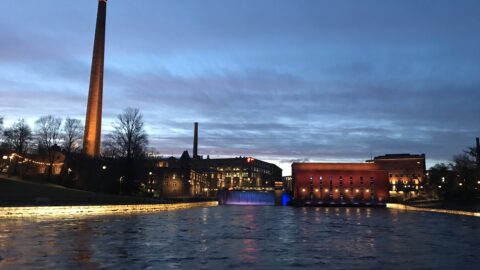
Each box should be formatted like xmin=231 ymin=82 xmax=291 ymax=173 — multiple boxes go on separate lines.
xmin=1 ymin=0 xmax=479 ymax=174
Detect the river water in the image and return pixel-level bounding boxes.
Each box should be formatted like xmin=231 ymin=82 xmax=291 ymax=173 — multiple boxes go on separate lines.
xmin=0 ymin=206 xmax=479 ymax=269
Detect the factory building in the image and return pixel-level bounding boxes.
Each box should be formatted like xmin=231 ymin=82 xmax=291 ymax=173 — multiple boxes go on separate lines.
xmin=292 ymin=163 xmax=389 ymax=206
xmin=368 ymin=153 xmax=426 ymax=192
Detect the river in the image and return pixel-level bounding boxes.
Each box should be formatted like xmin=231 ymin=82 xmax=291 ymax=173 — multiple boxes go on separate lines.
xmin=0 ymin=205 xmax=479 ymax=269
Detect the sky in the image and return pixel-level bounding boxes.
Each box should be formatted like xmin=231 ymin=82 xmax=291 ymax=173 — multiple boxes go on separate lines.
xmin=1 ymin=0 xmax=479 ymax=175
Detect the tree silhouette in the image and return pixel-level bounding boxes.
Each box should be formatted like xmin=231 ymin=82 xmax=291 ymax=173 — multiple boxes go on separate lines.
xmin=105 ymin=108 xmax=148 ymax=194
xmin=2 ymin=119 xmax=32 ymax=154
xmin=63 ymin=118 xmax=83 ymax=154
xmin=35 ymin=115 xmax=62 ymax=179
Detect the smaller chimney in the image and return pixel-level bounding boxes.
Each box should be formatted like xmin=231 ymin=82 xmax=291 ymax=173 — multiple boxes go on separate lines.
xmin=193 ymin=122 xmax=198 ymax=158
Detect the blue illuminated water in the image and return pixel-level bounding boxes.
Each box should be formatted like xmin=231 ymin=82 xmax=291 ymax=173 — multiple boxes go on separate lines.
xmin=217 ymin=190 xmax=275 ymax=205
xmin=0 ymin=206 xmax=479 ymax=269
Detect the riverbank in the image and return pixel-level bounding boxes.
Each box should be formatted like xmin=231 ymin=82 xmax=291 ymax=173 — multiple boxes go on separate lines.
xmin=387 ymin=203 xmax=480 ymax=217
xmin=0 ymin=175 xmax=214 ymax=206
xmin=0 ymin=201 xmax=218 ymax=219
xmin=403 ymin=199 xmax=480 ymax=212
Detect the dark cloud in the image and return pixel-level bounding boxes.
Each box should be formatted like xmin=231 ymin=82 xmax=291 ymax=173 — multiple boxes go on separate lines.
xmin=1 ymin=0 xmax=480 ymax=174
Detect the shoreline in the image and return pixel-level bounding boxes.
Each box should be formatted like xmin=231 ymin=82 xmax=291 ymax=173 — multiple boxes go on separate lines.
xmin=387 ymin=203 xmax=480 ymax=217
xmin=0 ymin=175 xmax=214 ymax=207
xmin=0 ymin=201 xmax=218 ymax=219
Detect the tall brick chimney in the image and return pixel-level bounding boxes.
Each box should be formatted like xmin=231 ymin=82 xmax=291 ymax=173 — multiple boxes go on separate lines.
xmin=83 ymin=0 xmax=107 ymax=157
xmin=193 ymin=122 xmax=199 ymax=158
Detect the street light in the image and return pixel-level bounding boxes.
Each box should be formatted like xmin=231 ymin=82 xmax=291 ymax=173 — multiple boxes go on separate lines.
xmin=102 ymin=165 xmax=107 ymax=170
xmin=2 ymin=155 xmax=7 ymax=160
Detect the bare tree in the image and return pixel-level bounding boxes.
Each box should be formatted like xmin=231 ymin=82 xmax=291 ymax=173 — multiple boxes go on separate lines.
xmin=35 ymin=115 xmax=62 ymax=178
xmin=105 ymin=108 xmax=148 ymax=194
xmin=63 ymin=118 xmax=83 ymax=154
xmin=2 ymin=119 xmax=33 ymax=154
xmin=108 ymin=108 xmax=148 ymax=160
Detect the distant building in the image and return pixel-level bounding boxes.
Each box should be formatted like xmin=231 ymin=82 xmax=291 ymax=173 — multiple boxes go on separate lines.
xmin=368 ymin=153 xmax=426 ymax=192
xmin=143 ymin=122 xmax=283 ymax=198
xmin=292 ymin=163 xmax=389 ymax=206
xmin=282 ymin=176 xmax=293 ymax=193
xmin=145 ymin=151 xmax=208 ymax=198
xmin=6 ymin=151 xmax=65 ymax=177
xmin=145 ymin=154 xmax=282 ymax=198
xmin=193 ymin=157 xmax=282 ymax=190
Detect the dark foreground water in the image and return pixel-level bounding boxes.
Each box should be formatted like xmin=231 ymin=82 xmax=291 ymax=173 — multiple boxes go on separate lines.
xmin=0 ymin=206 xmax=479 ymax=269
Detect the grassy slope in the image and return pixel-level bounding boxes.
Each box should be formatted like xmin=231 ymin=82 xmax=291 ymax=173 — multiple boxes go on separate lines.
xmin=0 ymin=175 xmax=159 ymax=205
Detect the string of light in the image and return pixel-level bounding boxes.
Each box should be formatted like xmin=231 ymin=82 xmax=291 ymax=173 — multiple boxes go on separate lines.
xmin=8 ymin=153 xmax=64 ymax=167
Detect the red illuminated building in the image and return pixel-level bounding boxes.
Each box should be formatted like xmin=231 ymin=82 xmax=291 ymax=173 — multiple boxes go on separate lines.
xmin=292 ymin=163 xmax=389 ymax=206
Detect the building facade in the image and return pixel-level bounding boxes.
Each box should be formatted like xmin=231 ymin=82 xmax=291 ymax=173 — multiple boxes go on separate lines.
xmin=144 ymin=151 xmax=208 ymax=198
xmin=193 ymin=157 xmax=282 ymax=190
xmin=368 ymin=153 xmax=426 ymax=192
xmin=292 ymin=163 xmax=389 ymax=206
xmin=144 ymin=154 xmax=282 ymax=198
xmin=145 ymin=167 xmax=208 ymax=198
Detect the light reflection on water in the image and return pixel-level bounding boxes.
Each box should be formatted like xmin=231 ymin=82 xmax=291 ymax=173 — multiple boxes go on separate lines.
xmin=0 ymin=206 xmax=479 ymax=269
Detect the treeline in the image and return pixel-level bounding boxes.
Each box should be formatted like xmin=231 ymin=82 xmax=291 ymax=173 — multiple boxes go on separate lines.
xmin=0 ymin=116 xmax=82 ymax=156
xmin=0 ymin=108 xmax=149 ymax=195
xmin=425 ymin=141 xmax=480 ymax=201
xmin=0 ymin=108 xmax=148 ymax=159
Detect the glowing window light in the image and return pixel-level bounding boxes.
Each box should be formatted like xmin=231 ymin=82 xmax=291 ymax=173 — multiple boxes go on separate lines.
xmin=324 ymin=189 xmax=329 ymax=192
xmin=355 ymin=189 xmax=360 ymax=193
xmin=366 ymin=189 xmax=370 ymax=193
xmin=335 ymin=189 xmax=338 ymax=193
xmin=302 ymin=188 xmax=306 ymax=192
xmin=459 ymin=183 xmax=463 ymax=186
xmin=345 ymin=189 xmax=349 ymax=193
xmin=102 ymin=165 xmax=107 ymax=170
xmin=315 ymin=189 xmax=319 ymax=192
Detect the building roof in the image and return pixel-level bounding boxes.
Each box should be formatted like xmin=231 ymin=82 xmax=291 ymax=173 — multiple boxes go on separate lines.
xmin=373 ymin=153 xmax=425 ymax=160
xmin=292 ymin=162 xmax=383 ymax=171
